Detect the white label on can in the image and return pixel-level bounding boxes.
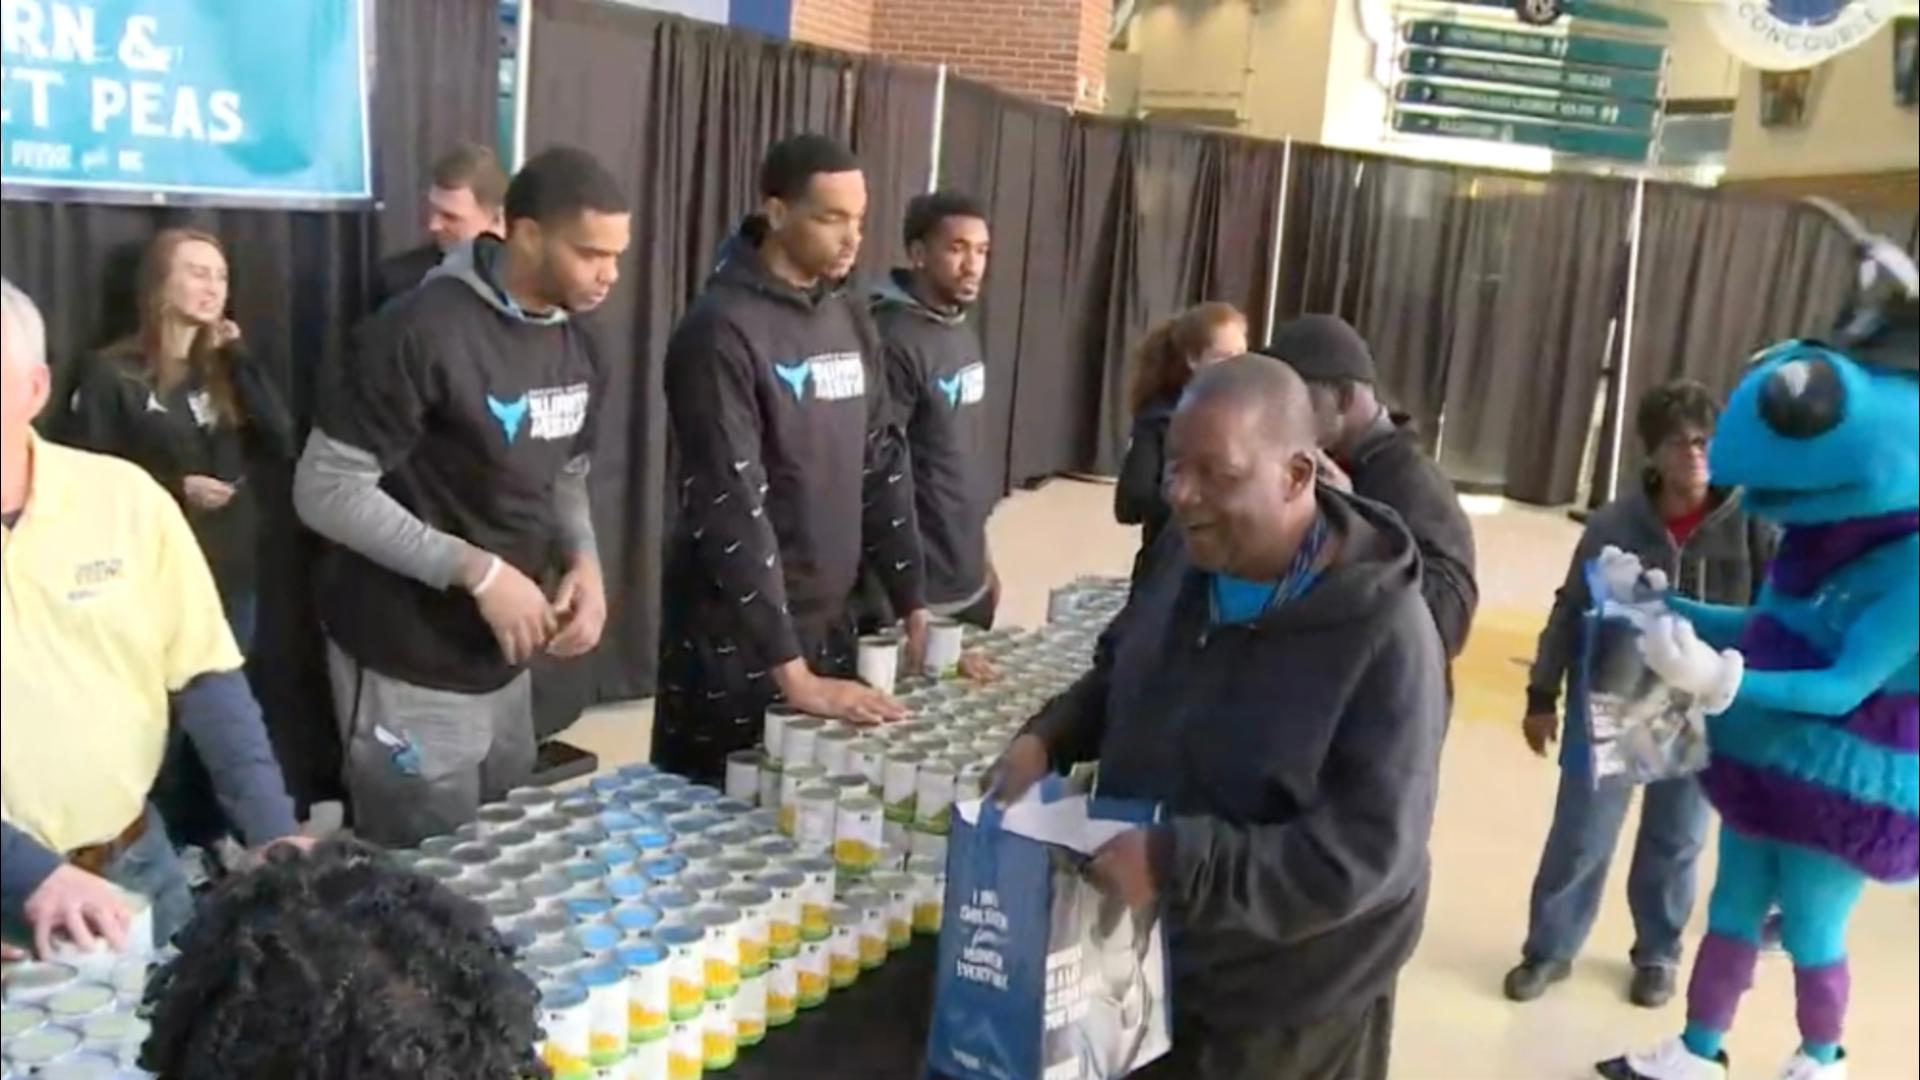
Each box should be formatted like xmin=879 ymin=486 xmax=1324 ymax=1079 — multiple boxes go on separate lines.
xmin=925 ymin=622 xmax=963 ymax=674
xmin=857 ymin=640 xmax=898 ymax=695
xmin=914 ymin=768 xmax=956 ymax=834
xmin=627 ymin=963 xmax=670 ymax=1042
xmin=542 ymin=1000 xmax=591 ymax=1076
xmin=668 ymin=1018 xmax=701 ymax=1079
xmin=796 ymin=795 xmax=836 ymax=853
xmin=849 ymin=743 xmax=885 ymax=787
xmin=882 ymin=758 xmax=917 ymax=823
xmin=782 ymin=723 xmax=819 ymax=770
xmin=586 ymin=979 xmax=629 ymax=1068
xmin=724 ymin=756 xmax=760 ymax=805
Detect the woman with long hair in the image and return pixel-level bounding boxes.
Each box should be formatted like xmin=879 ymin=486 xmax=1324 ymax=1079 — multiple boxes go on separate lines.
xmin=1114 ymin=302 xmax=1248 ymax=564
xmin=67 ymin=228 xmax=293 ymax=651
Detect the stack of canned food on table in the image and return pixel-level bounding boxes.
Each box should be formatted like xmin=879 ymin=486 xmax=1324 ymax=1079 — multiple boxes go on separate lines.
xmin=0 ymin=949 xmax=155 ymax=1079
xmin=0 ymin=579 xmax=1128 ymax=1080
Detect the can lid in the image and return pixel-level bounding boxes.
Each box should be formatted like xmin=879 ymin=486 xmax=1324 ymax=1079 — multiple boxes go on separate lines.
xmin=693 ymin=904 xmax=743 ymax=926
xmin=563 ymin=897 xmax=613 ymax=921
xmin=785 ymin=717 xmax=825 ymax=732
xmin=6 ymin=1025 xmax=81 ymax=1062
xmin=838 ymin=794 xmax=880 ymax=812
xmin=907 ymin=855 xmax=944 ymax=874
xmin=829 ymin=903 xmax=861 ymax=926
xmin=681 ymin=785 xmax=723 ymax=804
xmin=782 ymin=763 xmax=826 ymax=779
xmin=47 ymin=982 xmax=115 ymax=1017
xmin=796 ymin=785 xmax=837 ymax=800
xmin=522 ymin=872 xmax=570 ymax=897
xmin=634 ymin=826 xmax=673 ymax=849
xmin=617 ymin=939 xmax=668 ymax=966
xmin=561 ymin=860 xmax=609 ymax=883
xmin=598 ymin=809 xmax=642 ymax=830
xmin=79 ymin=1010 xmax=144 ymax=1042
xmin=719 ymin=883 xmax=773 ymax=906
xmin=727 ymin=749 xmax=763 ymax=764
xmin=789 ymin=855 xmax=834 ymax=872
xmin=712 ymin=798 xmax=755 ymax=816
xmin=527 ymin=943 xmax=587 ymax=971
xmin=1 ymin=960 xmax=77 ymax=993
xmin=576 ymin=963 xmax=624 ymax=989
xmin=818 ymin=727 xmax=853 ymax=743
xmin=606 ymin=874 xmax=648 ymax=899
xmin=539 ymin=980 xmax=589 ymax=1009
xmin=485 ymin=894 xmax=534 ymax=919
xmin=612 ymin=904 xmax=663 ymax=933
xmin=574 ymin=925 xmax=622 ymax=952
xmin=646 ymin=886 xmax=695 ymax=908
xmin=869 ymin=872 xmax=914 ymax=891
xmin=655 ymin=922 xmax=705 ymax=946
xmin=753 ymin=869 xmax=805 ymax=889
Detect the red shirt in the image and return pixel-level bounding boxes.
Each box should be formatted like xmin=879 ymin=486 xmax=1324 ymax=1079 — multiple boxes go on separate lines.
xmin=1666 ymin=503 xmax=1710 ymax=546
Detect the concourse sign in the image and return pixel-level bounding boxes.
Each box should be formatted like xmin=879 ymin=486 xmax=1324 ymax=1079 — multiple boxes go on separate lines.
xmin=0 ymin=0 xmax=372 ymax=204
xmin=1397 ymin=80 xmax=1657 ymax=132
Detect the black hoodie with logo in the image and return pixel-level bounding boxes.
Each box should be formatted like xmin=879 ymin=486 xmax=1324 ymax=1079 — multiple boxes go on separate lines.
xmin=662 ymin=220 xmax=925 ymax=681
xmin=871 ymin=270 xmax=993 ymax=609
xmin=1023 ymin=489 xmax=1446 ymax=1033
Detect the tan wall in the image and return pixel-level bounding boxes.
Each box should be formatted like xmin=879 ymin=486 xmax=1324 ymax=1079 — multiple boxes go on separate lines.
xmin=1244 ymin=0 xmax=1337 ymax=140
xmin=1723 ymin=24 xmax=1920 ymax=180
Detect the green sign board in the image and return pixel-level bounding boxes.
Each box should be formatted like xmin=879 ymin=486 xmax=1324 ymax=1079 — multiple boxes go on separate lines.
xmin=1402 ymin=48 xmax=1662 ymax=102
xmin=1403 ymin=20 xmax=1666 ymax=72
xmin=1452 ymin=0 xmax=1669 ymax=29
xmin=1393 ymin=110 xmax=1652 ymax=161
xmin=1397 ymin=80 xmax=1657 ymax=132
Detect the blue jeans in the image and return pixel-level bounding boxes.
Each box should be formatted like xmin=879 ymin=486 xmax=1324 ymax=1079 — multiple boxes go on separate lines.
xmin=1522 ymin=768 xmax=1710 ymax=969
xmin=104 ymin=805 xmax=196 ymax=951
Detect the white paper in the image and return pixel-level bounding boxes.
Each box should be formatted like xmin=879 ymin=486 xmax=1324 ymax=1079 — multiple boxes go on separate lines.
xmin=955 ymin=790 xmax=1140 ymax=856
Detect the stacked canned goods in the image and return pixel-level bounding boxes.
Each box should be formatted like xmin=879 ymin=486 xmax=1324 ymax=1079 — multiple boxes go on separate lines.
xmin=0 ymin=950 xmax=157 ymax=1079
xmin=0 ymin=584 xmax=1129 ymax=1080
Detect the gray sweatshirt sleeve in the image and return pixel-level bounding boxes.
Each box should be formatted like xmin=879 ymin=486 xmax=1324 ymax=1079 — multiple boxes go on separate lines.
xmin=554 ymin=454 xmax=600 ymax=565
xmin=292 ymin=430 xmax=469 ymax=590
xmin=1527 ymin=523 xmax=1608 ymax=714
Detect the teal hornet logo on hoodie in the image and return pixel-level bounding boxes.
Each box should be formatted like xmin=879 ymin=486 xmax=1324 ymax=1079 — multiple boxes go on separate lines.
xmin=487 ymin=393 xmax=530 ymax=444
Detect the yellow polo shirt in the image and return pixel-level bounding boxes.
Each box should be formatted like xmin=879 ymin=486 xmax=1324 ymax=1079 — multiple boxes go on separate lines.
xmin=1 ymin=434 xmax=243 ymax=854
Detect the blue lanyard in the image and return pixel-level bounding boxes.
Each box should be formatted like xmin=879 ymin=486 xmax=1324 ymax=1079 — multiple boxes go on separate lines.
xmin=1209 ymin=513 xmax=1328 ymax=625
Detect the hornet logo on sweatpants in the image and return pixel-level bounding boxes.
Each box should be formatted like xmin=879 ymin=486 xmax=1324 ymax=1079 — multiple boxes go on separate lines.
xmin=773 ymin=353 xmax=866 ymax=403
xmin=487 ymin=383 xmax=591 ymax=445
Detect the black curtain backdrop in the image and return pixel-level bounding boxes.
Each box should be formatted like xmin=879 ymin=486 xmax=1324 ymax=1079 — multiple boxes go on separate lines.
xmin=1276 ymin=146 xmax=1470 ymax=443
xmin=0 ymin=0 xmax=497 ymax=810
xmin=373 ymin=0 xmax=503 ymax=255
xmin=1606 ymin=188 xmax=1855 ymax=493
xmin=852 ymin=62 xmax=939 ymax=276
xmin=1440 ymin=175 xmax=1633 ymax=504
xmin=524 ymin=0 xmax=866 ymax=732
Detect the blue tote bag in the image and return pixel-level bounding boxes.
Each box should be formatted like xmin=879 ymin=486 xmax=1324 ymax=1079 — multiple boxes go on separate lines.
xmin=926 ymin=783 xmax=1171 ymax=1080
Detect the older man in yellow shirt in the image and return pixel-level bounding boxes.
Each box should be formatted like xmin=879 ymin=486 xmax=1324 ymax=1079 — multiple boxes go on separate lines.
xmin=1 ymin=278 xmax=305 ymax=959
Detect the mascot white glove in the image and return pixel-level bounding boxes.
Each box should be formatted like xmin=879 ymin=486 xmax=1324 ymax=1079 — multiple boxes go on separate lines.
xmin=1639 ymin=614 xmax=1744 ymax=716
xmin=1596 ymin=545 xmax=1668 ymax=603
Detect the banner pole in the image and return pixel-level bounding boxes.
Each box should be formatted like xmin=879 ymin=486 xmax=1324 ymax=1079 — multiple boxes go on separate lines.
xmin=513 ymin=0 xmax=536 ymax=169
xmin=928 ymin=64 xmax=948 ymax=193
xmin=1262 ymin=136 xmax=1294 ymax=340
xmin=1608 ymin=176 xmax=1649 ymax=503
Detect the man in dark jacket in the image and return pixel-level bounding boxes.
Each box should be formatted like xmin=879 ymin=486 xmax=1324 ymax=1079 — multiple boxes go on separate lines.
xmin=1505 ymin=381 xmax=1778 ymax=1009
xmin=1261 ymin=315 xmax=1478 ymax=661
xmin=995 ymin=356 xmax=1446 ymax=1080
xmin=871 ymin=190 xmax=998 ymax=628
xmin=373 ymin=144 xmax=508 ymax=309
xmin=654 ymin=135 xmax=930 ymax=781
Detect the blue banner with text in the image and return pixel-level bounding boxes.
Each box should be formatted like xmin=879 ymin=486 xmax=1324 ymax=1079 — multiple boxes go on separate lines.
xmin=1 ymin=0 xmax=370 ymax=202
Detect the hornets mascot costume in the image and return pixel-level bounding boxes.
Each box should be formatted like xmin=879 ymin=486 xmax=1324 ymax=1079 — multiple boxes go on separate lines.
xmin=1599 ymin=203 xmax=1920 ymax=1080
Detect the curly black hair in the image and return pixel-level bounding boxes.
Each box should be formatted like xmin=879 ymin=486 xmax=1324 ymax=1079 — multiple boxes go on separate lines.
xmin=139 ymin=839 xmax=548 ymax=1080
xmin=1635 ymin=379 xmax=1720 ymax=454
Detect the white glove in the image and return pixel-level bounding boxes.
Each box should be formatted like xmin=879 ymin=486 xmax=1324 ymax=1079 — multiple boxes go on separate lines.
xmin=1596 ymin=546 xmax=1654 ymax=604
xmin=1639 ymin=614 xmax=1744 ymax=715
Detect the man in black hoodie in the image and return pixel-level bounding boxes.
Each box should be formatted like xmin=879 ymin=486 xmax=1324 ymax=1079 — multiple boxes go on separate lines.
xmin=295 ymin=147 xmax=630 ymax=846
xmin=995 ymin=356 xmax=1446 ymax=1080
xmin=654 ymin=135 xmax=929 ymax=781
xmin=1261 ymin=315 xmax=1479 ymax=662
xmin=871 ymin=190 xmax=999 ymax=629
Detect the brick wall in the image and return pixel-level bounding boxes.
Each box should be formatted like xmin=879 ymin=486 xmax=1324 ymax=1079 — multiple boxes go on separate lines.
xmin=792 ymin=0 xmax=876 ymax=54
xmin=866 ymin=0 xmax=1112 ymax=110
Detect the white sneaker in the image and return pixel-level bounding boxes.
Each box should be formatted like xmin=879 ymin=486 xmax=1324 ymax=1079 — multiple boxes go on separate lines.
xmin=1777 ymin=1050 xmax=1847 ymax=1080
xmin=1596 ymin=1037 xmax=1731 ymax=1080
